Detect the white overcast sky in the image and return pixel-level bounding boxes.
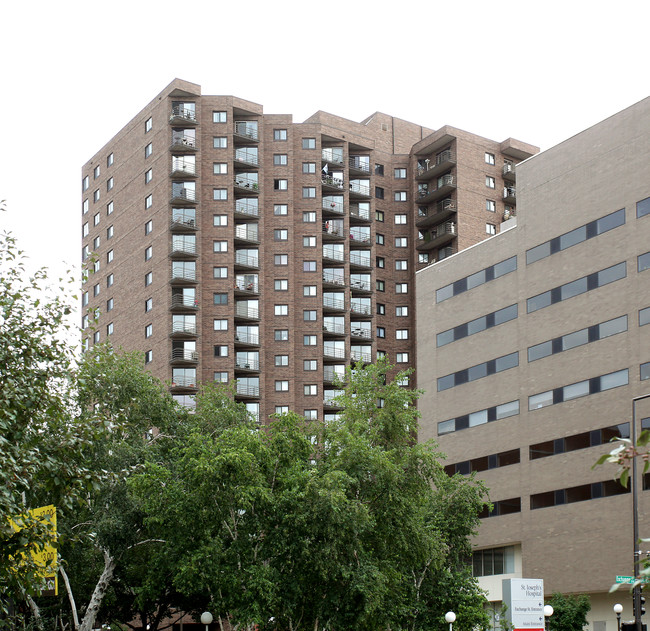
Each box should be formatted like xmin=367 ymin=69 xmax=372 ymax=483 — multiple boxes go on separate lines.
xmin=1 ymin=0 xmax=649 ymax=286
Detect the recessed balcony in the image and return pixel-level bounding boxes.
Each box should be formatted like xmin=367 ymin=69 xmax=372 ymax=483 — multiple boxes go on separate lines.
xmin=170 ymin=349 xmax=199 ymax=364
xmin=170 ymin=132 xmax=198 ymax=152
xmin=322 ymin=270 xmax=346 ymax=289
xmin=350 ymin=278 xmax=371 ymax=294
xmin=234 ymin=331 xmax=260 ymax=347
xmin=169 ymin=107 xmax=198 ymax=126
xmin=170 ymin=241 xmax=197 ymax=259
xmin=323 ymin=346 xmax=347 ymax=361
xmin=503 ymin=186 xmax=516 ymax=204
xmin=322 ymin=198 xmax=345 ymax=217
xmin=234 ymin=199 xmax=260 ymax=219
xmin=170 ymin=187 xmax=197 ymax=205
xmin=416 ymin=150 xmax=456 ymax=181
xmin=170 ymin=268 xmax=198 ymax=284
xmin=233 ymin=122 xmax=259 ymax=143
xmin=502 ymin=162 xmax=516 ymax=183
xmin=235 ymin=304 xmax=260 ymax=321
xmin=349 ymin=252 xmax=372 ymax=270
xmin=234 ymin=252 xmax=260 ymax=271
xmin=417 ymin=221 xmax=457 ymax=252
xmin=234 ymin=225 xmax=260 ymax=245
xmin=234 ymin=176 xmax=259 ymax=195
xmin=170 ymin=294 xmax=199 ymax=311
xmin=350 ymin=349 xmax=372 ymax=364
xmin=350 ymin=327 xmax=372 ymax=340
xmin=170 ymin=322 xmax=197 ymax=337
xmin=349 ymin=181 xmax=371 ymax=199
xmin=170 ymin=211 xmax=198 ymax=232
xmin=234 ymin=358 xmax=260 ymax=372
xmin=323 ymin=321 xmax=346 ymax=337
xmin=417 ymin=174 xmax=455 ymax=204
xmin=234 ymin=148 xmax=259 ymax=168
xmin=235 ymin=383 xmax=260 ymax=399
xmin=321 ymin=175 xmax=345 ymax=192
xmin=350 ymin=205 xmax=371 ymax=223
xmin=349 ymin=157 xmax=371 ymax=176
xmin=323 ymin=393 xmax=344 ymax=410
xmin=416 ymin=198 xmax=457 ymax=229
xmin=323 ymin=367 xmax=345 ymax=385
xmin=170 ymin=160 xmax=198 ymax=178
xmin=322 ymin=148 xmax=344 ymax=168
xmin=323 ymin=296 xmax=346 ymax=313
xmin=322 ymin=245 xmax=345 ymax=264
xmin=170 ymin=376 xmax=198 ymax=390
xmin=322 ymin=223 xmax=345 ymax=242
xmin=349 ymin=228 xmax=371 ymax=246
xmin=234 ymin=280 xmax=260 ymax=297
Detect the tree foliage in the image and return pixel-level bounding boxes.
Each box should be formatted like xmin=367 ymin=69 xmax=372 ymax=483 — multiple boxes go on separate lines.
xmin=547 ymin=593 xmax=591 ymax=631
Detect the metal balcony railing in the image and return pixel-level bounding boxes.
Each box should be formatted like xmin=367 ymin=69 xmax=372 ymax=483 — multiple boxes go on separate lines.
xmin=322 ymin=223 xmax=344 ymax=237
xmin=350 ymin=279 xmax=371 ymax=292
xmin=324 ymin=368 xmax=345 ymax=382
xmin=235 ymin=252 xmax=259 ymax=268
xmin=323 ymin=296 xmax=345 ymax=311
xmin=235 ymin=304 xmax=260 ymax=319
xmin=236 ymin=383 xmax=260 ymax=397
xmin=171 ymin=188 xmax=197 ymax=202
xmin=171 ymin=375 xmax=198 ymax=387
xmin=171 ymin=241 xmax=197 ymax=256
xmin=322 ymin=246 xmax=344 ymax=262
xmin=323 ymin=322 xmax=346 ymax=335
xmin=351 ymin=350 xmax=372 ymax=363
xmin=322 ymin=148 xmax=344 ymax=165
xmin=234 ymin=122 xmax=259 ymax=141
xmin=170 ymin=349 xmax=199 ymax=362
xmin=234 ymin=176 xmax=259 ymax=191
xmin=235 ymin=280 xmax=259 ymax=294
xmin=170 ymin=107 xmax=197 ymax=122
xmin=504 ymin=187 xmax=516 ymax=199
xmin=235 ymin=149 xmax=259 ymax=166
xmin=170 ymin=133 xmax=197 ymax=149
xmin=350 ymin=303 xmax=371 ymax=316
xmin=322 ymin=271 xmax=345 ymax=286
xmin=235 ymin=358 xmax=260 ymax=371
xmin=235 ymin=200 xmax=259 ymax=217
xmin=171 ymin=322 xmax=197 ymax=335
xmin=349 ymin=158 xmax=370 ymax=173
xmin=235 ymin=225 xmax=259 ymax=242
xmin=170 ymin=211 xmax=197 ymax=229
xmin=350 ymin=205 xmax=370 ymax=221
xmin=349 ymin=253 xmax=371 ymax=267
xmin=235 ymin=331 xmax=259 ymax=345
xmin=170 ymin=268 xmax=197 ymax=282
xmin=322 ymin=175 xmax=344 ymax=189
xmin=351 ymin=327 xmax=371 ymax=339
xmin=171 ymin=161 xmax=197 ymax=176
xmin=323 ymin=346 xmax=346 ymax=360
xmin=349 ymin=181 xmax=370 ymax=196
xmin=171 ymin=295 xmax=199 ymax=309
xmin=322 ymin=198 xmax=345 ymax=214
xmin=349 ymin=228 xmax=371 ymax=243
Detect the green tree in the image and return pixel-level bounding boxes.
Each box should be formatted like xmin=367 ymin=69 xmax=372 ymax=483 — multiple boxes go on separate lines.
xmin=547 ymin=593 xmax=591 ymax=631
xmin=132 ymin=359 xmax=490 ymax=631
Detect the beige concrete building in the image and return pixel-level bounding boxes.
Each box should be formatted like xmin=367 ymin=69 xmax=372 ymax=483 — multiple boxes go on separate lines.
xmin=80 ymin=78 xmax=535 ymax=424
xmin=416 ymin=97 xmax=650 ymax=630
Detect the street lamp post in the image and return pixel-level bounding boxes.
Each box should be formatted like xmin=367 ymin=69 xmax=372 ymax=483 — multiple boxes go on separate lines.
xmin=614 ymin=603 xmax=623 ymax=631
xmin=445 ymin=611 xmax=456 ymax=631
xmin=200 ymin=611 xmax=213 ymax=631
xmin=544 ymin=604 xmax=554 ymax=631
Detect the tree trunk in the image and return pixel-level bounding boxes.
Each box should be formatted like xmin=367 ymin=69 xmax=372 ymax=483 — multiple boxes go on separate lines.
xmin=78 ymin=548 xmax=116 ymax=631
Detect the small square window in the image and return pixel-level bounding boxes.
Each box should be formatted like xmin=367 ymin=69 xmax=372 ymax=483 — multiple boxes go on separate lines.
xmin=213 ymin=111 xmax=227 ymax=123
xmin=377 ymin=327 xmax=386 ymax=338
xmin=395 ymin=237 xmax=408 ymax=247
xmin=376 ymin=257 xmax=385 ymax=268
xmin=486 ymin=223 xmax=497 ymax=235
xmin=275 ymin=329 xmax=289 ymax=341
xmin=213 ymin=267 xmax=228 ymax=278
xmin=394 ymin=214 xmax=407 ymax=224
xmin=213 ymin=241 xmax=228 ymax=252
xmin=275 ymin=355 xmax=289 ymax=366
xmin=213 ymin=188 xmax=228 ymax=200
xmin=302 ymin=187 xmax=316 ymax=198
xmin=376 ymin=234 xmax=385 ymax=245
xmin=304 ymin=285 xmax=316 ymax=296
xmin=213 ymin=293 xmax=228 ymax=305
xmin=274 ymin=154 xmax=288 ymax=166
xmin=397 ymin=352 xmax=409 ymax=363
xmin=396 ymin=283 xmax=408 ymax=294
xmin=303 ymin=211 xmax=316 ymax=223
xmin=214 ymin=371 xmax=228 ymax=382
xmin=375 ymin=187 xmax=385 ymax=199
xmin=418 ymin=253 xmax=429 ymax=264
xmin=213 ymin=162 xmax=228 ymax=174
xmin=303 ymin=260 xmax=317 ymax=272
xmin=302 ymin=162 xmax=316 ymax=173
xmin=213 ymin=319 xmax=228 ymax=330
xmin=486 ymin=176 xmax=495 ymax=188
xmin=274 ymin=179 xmax=288 ymax=191
xmin=302 ymin=138 xmax=316 ymax=149
xmin=214 ymin=345 xmax=229 ymax=357
xmin=394 ymin=191 xmax=407 ymax=202
xmin=275 ymin=279 xmax=288 ymax=291
xmin=394 ymin=168 xmax=407 ymax=179
xmin=396 ymin=329 xmax=409 ymax=340
xmin=375 ymin=164 xmax=384 ymax=176
xmin=395 ymin=260 xmax=408 ymax=270
xmin=303 ymin=335 xmax=317 ymax=346
xmin=396 ymin=306 xmax=408 ymax=317
xmin=213 ymin=137 xmax=228 ymax=148
xmin=274 ymin=204 xmax=288 ymax=216
xmin=145 ymin=143 xmax=152 ymax=158
xmin=145 ymin=117 xmax=152 ymax=133
xmin=304 ymin=384 xmax=317 ymax=395
xmin=304 ymin=359 xmax=317 ymax=371
xmin=376 ymin=280 xmax=385 ymax=292
xmin=485 ymin=152 xmax=495 ymax=165
xmin=275 ymin=304 xmax=289 ymax=316
xmin=303 ymin=310 xmax=317 ymax=321
xmin=274 ymin=129 xmax=288 ymax=141
xmin=275 ymin=254 xmax=288 ymax=266
xmin=274 ymin=229 xmax=288 ymax=241
xmin=303 ymin=236 xmax=316 ymax=247
xmin=213 ymin=215 xmax=228 ymax=226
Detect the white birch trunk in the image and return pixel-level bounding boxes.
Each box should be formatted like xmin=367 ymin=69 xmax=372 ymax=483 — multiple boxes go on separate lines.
xmin=78 ymin=548 xmax=116 ymax=631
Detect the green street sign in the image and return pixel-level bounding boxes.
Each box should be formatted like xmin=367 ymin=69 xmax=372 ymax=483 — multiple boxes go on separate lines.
xmin=616 ymin=576 xmax=635 ymax=584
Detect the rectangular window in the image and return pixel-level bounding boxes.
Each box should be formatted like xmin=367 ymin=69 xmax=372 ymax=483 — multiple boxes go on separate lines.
xmin=396 ymin=329 xmax=409 ymax=340
xmin=396 ymin=306 xmax=408 ymax=317
xmin=274 ymin=154 xmax=288 ymax=165
xmin=302 ymin=162 xmax=316 ymax=173
xmin=275 ymin=254 xmax=288 ymax=266
xmin=395 ymin=237 xmax=407 ymax=247
xmin=304 ymin=385 xmax=317 ymax=395
xmin=274 ymin=179 xmax=288 ymax=190
xmin=394 ymin=168 xmax=407 ymax=179
xmin=145 ymin=117 xmax=152 ymax=133
xmin=303 ymin=335 xmax=317 ymax=346
xmin=375 ymin=210 xmax=384 ymax=222
xmin=274 ymin=129 xmax=288 ymax=141
xmin=145 ymin=324 xmax=153 ymax=338
xmin=375 ymin=187 xmax=385 ymax=199
xmin=106 ymin=177 xmax=113 ymax=191
xmin=275 ymin=355 xmax=289 ymax=366
xmin=213 ymin=137 xmax=228 ymax=148
xmin=485 ymin=152 xmax=495 ymax=165
xmin=303 ymin=261 xmax=317 ymax=272
xmin=396 ymin=353 xmax=409 ymax=363
xmin=145 ymin=246 xmax=152 ymax=261
xmin=106 ymin=201 xmax=113 ymax=215
xmin=214 ymin=372 xmax=228 ymax=383
xmin=437 ymin=256 xmax=518 ymax=303
xmin=486 ymin=223 xmax=497 ymax=235
xmin=640 ymin=307 xmax=650 ymax=327
xmin=275 ymin=329 xmax=289 ymax=341
xmin=395 ymin=260 xmax=408 ymax=271
xmin=638 ymin=197 xmax=650 ymax=218
xmin=145 ymin=194 xmax=152 ymax=209
xmin=303 ymin=236 xmax=316 ymax=247
xmin=144 ymin=220 xmax=152 ymax=235
xmin=302 ymin=187 xmax=316 ymax=198
xmin=145 ymin=168 xmax=153 ymax=183
xmin=304 ymin=359 xmax=317 ymax=370
xmin=145 ymin=298 xmax=152 ymax=312
xmin=275 ymin=380 xmax=289 ymax=392
xmin=396 ymin=283 xmax=408 ymax=293
xmin=303 ymin=310 xmax=317 ymax=321
xmin=107 ymin=153 xmax=114 ymax=167
xmin=213 ymin=267 xmax=228 ymax=278
xmin=107 ymin=273 xmax=114 ymax=287
xmin=145 ymin=143 xmax=152 ymax=158
xmin=213 ymin=319 xmax=228 ymax=331
xmin=82 ymin=175 xmax=89 ymax=191
xmin=274 ymin=204 xmax=288 ymax=216
xmin=214 ymin=345 xmax=228 ymax=357
xmin=438 ymin=352 xmax=518 ymax=392
xmin=376 ymin=327 xmax=386 ymax=338
xmin=94 ymin=165 xmax=100 ymax=179
xmin=394 ymin=191 xmax=407 ymax=201
xmin=213 ymin=292 xmax=228 ymax=305
xmin=213 ymin=188 xmax=228 ymax=200
xmin=275 ymin=279 xmax=288 ymax=291
xmin=213 ymin=215 xmax=228 ymax=226
xmin=376 ymin=257 xmax=385 ymax=268
xmin=376 ymin=280 xmax=385 ymax=292
xmin=93 ymin=189 xmax=100 ymax=202
xmin=486 ymin=200 xmax=496 ymax=212
xmin=107 ymin=249 xmax=114 ymax=263
xmin=303 ymin=211 xmax=316 ymax=223
xmin=303 ymin=285 xmax=316 ymax=296
xmin=213 ymin=162 xmax=228 ymax=174
xmin=302 ymin=138 xmax=316 ymax=149
xmin=213 ymin=111 xmax=227 ymax=123
xmin=486 ymin=176 xmax=495 ymax=188
xmin=274 ymin=229 xmax=288 ymax=241
xmin=275 ymin=305 xmax=288 ymax=316
xmin=394 ymin=214 xmax=407 ymax=225
xmin=639 ymin=252 xmax=650 ymax=273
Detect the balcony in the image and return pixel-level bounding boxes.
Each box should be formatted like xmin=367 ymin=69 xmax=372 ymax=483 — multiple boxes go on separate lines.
xmin=502 ymin=162 xmax=516 ymax=183
xmin=323 ymin=296 xmax=346 ymax=313
xmin=350 ymin=302 xmax=372 ymax=317
xmin=234 ymin=149 xmax=259 ymax=168
xmin=322 ymin=148 xmax=344 ymax=167
xmin=170 ymin=241 xmax=197 ymax=258
xmin=169 ymin=106 xmax=198 ymax=125
xmin=349 ymin=181 xmax=371 ymax=199
xmin=322 ymin=198 xmax=345 ymax=216
xmin=322 ymin=245 xmax=345 ymax=263
xmin=349 ymin=157 xmax=371 ymax=176
xmin=170 ymin=294 xmax=199 ymax=311
xmin=170 ymin=268 xmax=198 ymax=284
xmin=349 ymin=252 xmax=372 ymax=270
xmin=417 ymin=221 xmax=457 ymax=252
xmin=170 ymin=133 xmax=197 ymax=152
xmin=170 ymin=160 xmax=198 ymax=178
xmin=170 ymin=187 xmax=197 ymax=205
xmin=321 ymin=175 xmax=345 ymax=192
xmin=233 ymin=122 xmax=259 ymax=143
xmin=234 ymin=176 xmax=259 ymax=195
xmin=234 ymin=225 xmax=260 ymax=245
xmin=416 ymin=150 xmax=456 ymax=181
xmin=349 ymin=228 xmax=371 ymax=246
xmin=322 ymin=223 xmax=345 ymax=242
xmin=234 ymin=280 xmax=260 ymax=296
xmin=235 ymin=304 xmax=260 ymax=321
xmin=350 ymin=205 xmax=371 ymax=223
xmin=235 ymin=383 xmax=260 ymax=398
xmin=350 ymin=327 xmax=372 ymax=340
xmin=234 ymin=252 xmax=260 ymax=270
xmin=323 ymin=393 xmax=343 ymax=409
xmin=234 ymin=331 xmax=260 ymax=346
xmin=170 ymin=321 xmax=197 ymax=337
xmin=322 ymin=270 xmax=346 ymax=288
xmin=350 ymin=349 xmax=372 ymax=364
xmin=503 ymin=186 xmax=516 ymax=204
xmin=170 ymin=349 xmax=199 ymax=364
xmin=234 ymin=200 xmax=260 ymax=219
xmin=170 ymin=211 xmax=197 ymax=231
xmin=323 ymin=346 xmax=347 ymax=361
xmin=416 ymin=198 xmax=457 ymax=229
xmin=417 ymin=174 xmax=455 ymax=204
xmin=170 ymin=376 xmax=198 ymax=390
xmin=323 ymin=321 xmax=346 ymax=337
xmin=234 ymin=358 xmax=260 ymax=372
xmin=350 ymin=278 xmax=371 ymax=293
xmin=323 ymin=367 xmax=345 ymax=384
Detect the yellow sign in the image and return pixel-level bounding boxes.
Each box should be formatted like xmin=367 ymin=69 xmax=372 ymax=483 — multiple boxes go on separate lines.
xmin=9 ymin=505 xmax=58 ymax=595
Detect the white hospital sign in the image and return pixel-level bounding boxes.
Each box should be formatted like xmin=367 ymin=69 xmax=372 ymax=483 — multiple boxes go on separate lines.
xmin=502 ymin=579 xmax=545 ymax=631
